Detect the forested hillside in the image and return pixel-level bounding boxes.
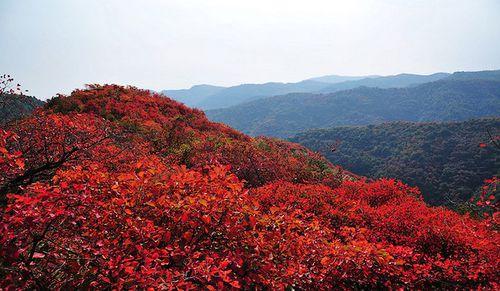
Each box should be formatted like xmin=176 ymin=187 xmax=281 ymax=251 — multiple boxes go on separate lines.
xmin=0 ymin=94 xmax=44 ymax=124
xmin=1 ymin=85 xmax=498 ymax=289
xmin=291 ymin=119 xmax=499 ymax=206
xmin=207 ymin=79 xmax=500 ymax=137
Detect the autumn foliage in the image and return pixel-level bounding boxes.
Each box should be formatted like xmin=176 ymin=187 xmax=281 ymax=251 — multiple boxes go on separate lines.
xmin=1 ymin=85 xmax=498 ymax=289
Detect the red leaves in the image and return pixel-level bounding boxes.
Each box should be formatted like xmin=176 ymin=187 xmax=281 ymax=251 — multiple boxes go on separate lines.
xmin=182 ymin=231 xmax=193 ymax=241
xmin=180 ymin=212 xmax=189 ymax=223
xmin=32 ymin=252 xmax=45 ymax=259
xmin=14 ymin=158 xmax=25 ymax=170
xmin=201 ymin=214 xmax=211 ymax=224
xmin=248 ymin=216 xmax=257 ymax=228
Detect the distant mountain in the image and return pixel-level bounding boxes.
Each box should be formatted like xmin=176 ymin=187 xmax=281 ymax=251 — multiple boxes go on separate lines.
xmin=206 ymin=79 xmax=500 ymax=138
xmin=161 ymin=80 xmax=332 ymax=110
xmin=306 ymin=74 xmax=374 ymax=84
xmin=318 ymin=73 xmax=450 ymax=93
xmin=195 ymin=80 xmax=330 ymax=110
xmin=163 ymin=70 xmax=499 ymax=110
xmin=161 ymin=84 xmax=226 ymax=108
xmin=290 ymin=118 xmax=499 ymax=206
xmin=0 ymin=94 xmax=44 ymax=124
xmin=445 ymin=69 xmax=500 ymax=81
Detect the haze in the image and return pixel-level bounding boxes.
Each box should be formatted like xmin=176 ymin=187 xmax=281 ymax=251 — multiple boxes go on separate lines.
xmin=1 ymin=0 xmax=499 ymax=100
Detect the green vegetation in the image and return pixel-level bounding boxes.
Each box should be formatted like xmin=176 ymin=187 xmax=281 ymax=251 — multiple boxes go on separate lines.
xmin=290 ymin=118 xmax=499 ymax=206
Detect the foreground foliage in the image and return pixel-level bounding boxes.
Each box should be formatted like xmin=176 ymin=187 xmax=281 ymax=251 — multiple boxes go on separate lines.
xmin=1 ymin=85 xmax=498 ymax=289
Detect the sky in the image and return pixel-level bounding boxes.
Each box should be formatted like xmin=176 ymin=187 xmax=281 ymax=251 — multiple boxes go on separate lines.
xmin=1 ymin=0 xmax=500 ymax=100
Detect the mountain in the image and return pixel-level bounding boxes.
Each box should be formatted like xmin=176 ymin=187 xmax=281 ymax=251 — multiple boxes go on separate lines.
xmin=161 ymin=73 xmax=449 ymax=110
xmin=1 ymin=84 xmax=497 ymax=289
xmin=207 ymin=79 xmax=500 ymax=138
xmin=195 ymin=80 xmax=330 ymax=109
xmin=446 ymin=69 xmax=500 ymax=81
xmin=318 ymin=72 xmax=450 ymax=93
xmin=161 ymin=84 xmax=225 ymax=108
xmin=306 ymin=74 xmax=374 ymax=84
xmin=162 ymin=80 xmax=331 ymax=110
xmin=162 ymin=70 xmax=500 ymax=111
xmin=0 ymin=93 xmax=44 ymax=124
xmin=290 ymin=118 xmax=499 ymax=206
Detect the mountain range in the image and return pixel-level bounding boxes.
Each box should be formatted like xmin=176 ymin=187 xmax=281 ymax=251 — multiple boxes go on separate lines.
xmin=206 ymin=71 xmax=500 ymax=137
xmin=161 ymin=72 xmax=454 ymax=110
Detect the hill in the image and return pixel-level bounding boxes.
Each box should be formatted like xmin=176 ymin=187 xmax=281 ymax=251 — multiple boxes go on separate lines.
xmin=207 ymin=79 xmax=500 ymax=138
xmin=161 ymin=84 xmax=225 ymax=108
xmin=446 ymin=69 xmax=500 ymax=81
xmin=0 ymin=94 xmax=44 ymax=124
xmin=161 ymin=75 xmax=372 ymax=110
xmin=162 ymin=73 xmax=448 ymax=110
xmin=193 ymin=80 xmax=329 ymax=110
xmin=0 ymin=85 xmax=498 ymax=289
xmin=163 ymin=70 xmax=500 ymax=111
xmin=319 ymin=72 xmax=450 ymax=93
xmin=290 ymin=119 xmax=500 ymax=206
xmin=305 ymin=74 xmax=373 ymax=83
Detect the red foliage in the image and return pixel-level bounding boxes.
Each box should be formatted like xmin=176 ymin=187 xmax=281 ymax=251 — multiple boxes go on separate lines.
xmin=1 ymin=85 xmax=498 ymax=289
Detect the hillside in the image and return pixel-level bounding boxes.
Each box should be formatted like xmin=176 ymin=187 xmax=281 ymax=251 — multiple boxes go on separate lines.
xmin=1 ymin=85 xmax=498 ymax=289
xmin=290 ymin=119 xmax=500 ymax=206
xmin=207 ymin=79 xmax=500 ymax=138
xmin=0 ymin=94 xmax=44 ymax=124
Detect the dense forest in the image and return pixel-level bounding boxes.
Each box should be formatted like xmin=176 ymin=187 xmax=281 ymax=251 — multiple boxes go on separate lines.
xmin=290 ymin=119 xmax=499 ymax=206
xmin=1 ymin=85 xmax=498 ymax=289
xmin=207 ymin=79 xmax=500 ymax=137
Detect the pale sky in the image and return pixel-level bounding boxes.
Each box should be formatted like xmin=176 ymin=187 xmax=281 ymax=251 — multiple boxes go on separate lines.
xmin=1 ymin=0 xmax=500 ymax=100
